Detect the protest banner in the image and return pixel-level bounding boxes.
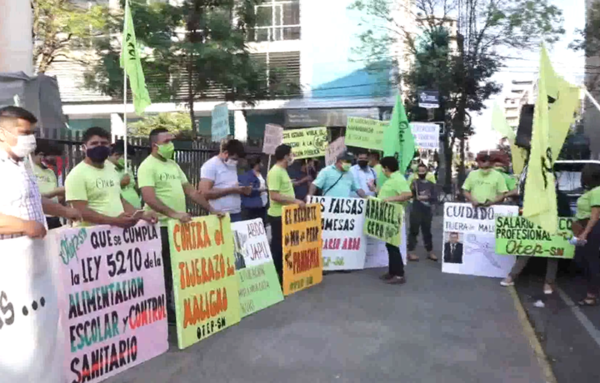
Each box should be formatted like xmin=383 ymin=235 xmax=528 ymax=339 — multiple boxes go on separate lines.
xmin=263 ymin=124 xmax=284 ymax=155
xmin=364 ymin=197 xmax=403 ymax=247
xmin=231 ymin=219 xmax=284 ymax=317
xmin=282 ymin=204 xmax=323 ymax=296
xmin=442 ymin=203 xmax=519 ymax=278
xmin=211 ymin=103 xmax=230 ymax=142
xmin=364 ymin=224 xmax=408 ymax=268
xmin=495 ymin=216 xmax=575 ymax=259
xmin=0 ymin=235 xmax=63 ymax=383
xmin=282 ymin=127 xmax=328 ymax=159
xmin=345 ymin=117 xmax=387 ymax=150
xmin=411 ymin=123 xmax=440 ymax=150
xmin=56 ymin=223 xmax=168 ymax=383
xmin=168 ymin=215 xmax=241 ymax=349
xmin=308 ymin=196 xmax=367 ymax=270
xmin=325 ymin=136 xmax=346 ymax=166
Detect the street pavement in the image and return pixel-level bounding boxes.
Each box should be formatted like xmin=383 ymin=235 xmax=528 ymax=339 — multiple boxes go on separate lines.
xmin=106 ymin=217 xmax=547 ymax=383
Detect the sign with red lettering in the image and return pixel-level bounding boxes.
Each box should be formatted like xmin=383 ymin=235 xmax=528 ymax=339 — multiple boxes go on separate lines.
xmin=168 ymin=215 xmax=241 ymax=349
xmin=307 ymin=196 xmax=367 ymax=270
xmin=282 ymin=204 xmax=323 ymax=296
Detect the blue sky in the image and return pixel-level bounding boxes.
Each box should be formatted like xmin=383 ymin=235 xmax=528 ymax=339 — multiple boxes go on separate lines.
xmin=469 ymin=0 xmax=586 ymax=152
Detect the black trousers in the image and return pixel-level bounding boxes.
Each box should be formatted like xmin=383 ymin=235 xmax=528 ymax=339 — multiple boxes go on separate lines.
xmin=407 ymin=207 xmax=433 ymax=252
xmin=160 ymin=227 xmax=176 ymax=322
xmin=268 ymin=215 xmax=283 ymax=284
xmin=243 ymin=207 xmax=267 ymax=226
xmin=577 ymin=221 xmax=600 ymax=295
xmin=386 ymin=243 xmax=405 ymax=277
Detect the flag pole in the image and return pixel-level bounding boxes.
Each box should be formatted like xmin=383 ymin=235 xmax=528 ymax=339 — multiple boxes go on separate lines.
xmin=123 ymin=1 xmax=128 ymax=173
xmin=583 ymin=87 xmax=600 ymax=114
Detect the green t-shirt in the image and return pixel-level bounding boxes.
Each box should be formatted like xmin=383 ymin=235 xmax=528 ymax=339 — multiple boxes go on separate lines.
xmin=137 ymin=155 xmax=189 ymax=225
xmin=115 ymin=166 xmax=142 ymax=209
xmin=576 ymin=186 xmax=600 ymax=220
xmin=499 ymin=172 xmax=517 ymax=191
xmin=373 ymin=164 xmax=389 ymax=192
xmin=65 ymin=161 xmax=124 ymax=225
xmin=33 ymin=163 xmax=58 ymax=198
xmin=378 ymin=171 xmax=411 ymax=205
xmin=267 ymin=164 xmax=295 ymax=217
xmin=407 ymin=172 xmax=436 ymax=184
xmin=462 ymin=169 xmax=508 ymax=204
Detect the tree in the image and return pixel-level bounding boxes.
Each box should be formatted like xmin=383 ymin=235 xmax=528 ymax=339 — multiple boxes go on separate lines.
xmin=571 ymin=0 xmax=600 ymax=92
xmin=32 ymin=0 xmax=108 ymax=73
xmin=129 ymin=112 xmax=193 ymax=138
xmin=350 ymin=0 xmax=564 ymax=187
xmin=83 ymin=0 xmax=299 ymax=133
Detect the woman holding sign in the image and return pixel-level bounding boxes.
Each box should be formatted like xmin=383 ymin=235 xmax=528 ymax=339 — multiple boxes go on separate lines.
xmin=378 ymin=157 xmax=413 ymax=285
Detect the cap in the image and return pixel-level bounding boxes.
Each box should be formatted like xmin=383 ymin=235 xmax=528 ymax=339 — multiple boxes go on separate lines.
xmin=337 ymin=151 xmax=354 ymax=162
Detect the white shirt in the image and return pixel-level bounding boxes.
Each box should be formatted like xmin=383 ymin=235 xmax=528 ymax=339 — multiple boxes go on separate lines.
xmin=200 ymin=156 xmax=241 ymax=214
xmin=350 ymin=164 xmax=376 ymax=197
xmin=257 ymin=173 xmax=268 ymax=207
xmin=0 ymin=151 xmax=46 ymax=240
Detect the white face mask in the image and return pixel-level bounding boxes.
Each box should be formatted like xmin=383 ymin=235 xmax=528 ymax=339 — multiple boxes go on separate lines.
xmin=225 ymin=159 xmax=238 ymax=167
xmin=11 ymin=134 xmax=37 ymax=158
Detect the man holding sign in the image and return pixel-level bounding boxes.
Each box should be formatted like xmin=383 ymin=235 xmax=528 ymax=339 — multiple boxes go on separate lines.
xmin=308 ymin=152 xmax=367 ymax=198
xmin=377 ymin=157 xmax=413 ymax=284
xmin=462 ymin=151 xmax=508 ymax=207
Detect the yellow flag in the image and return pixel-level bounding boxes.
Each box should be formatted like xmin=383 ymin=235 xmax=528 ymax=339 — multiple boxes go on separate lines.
xmin=523 ymin=45 xmax=557 ymax=234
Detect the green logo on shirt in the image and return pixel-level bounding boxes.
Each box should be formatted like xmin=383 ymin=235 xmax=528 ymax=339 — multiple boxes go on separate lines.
xmin=95 ymin=179 xmax=116 ymax=189
xmin=158 ymin=173 xmax=180 ymax=182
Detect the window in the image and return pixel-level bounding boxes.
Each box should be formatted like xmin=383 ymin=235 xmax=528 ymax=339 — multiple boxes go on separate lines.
xmin=251 ymin=0 xmax=300 ymax=42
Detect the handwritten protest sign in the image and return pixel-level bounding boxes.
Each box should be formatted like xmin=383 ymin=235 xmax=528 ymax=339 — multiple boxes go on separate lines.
xmin=231 ymin=219 xmax=284 ymax=317
xmin=168 ymin=215 xmax=241 ymax=349
xmin=282 ymin=204 xmax=323 ymax=295
xmin=282 ymin=127 xmax=328 ymax=159
xmin=308 ymin=196 xmax=367 ymax=270
xmin=345 ymin=117 xmax=387 ymax=150
xmin=211 ymin=103 xmax=230 ymax=142
xmin=495 ymin=216 xmax=575 ymax=259
xmin=263 ymin=124 xmax=284 ymax=155
xmin=325 ymin=136 xmax=346 ymax=166
xmin=411 ymin=123 xmax=440 ymax=150
xmin=56 ymin=222 xmax=168 ymax=383
xmin=364 ymin=197 xmax=403 ymax=247
xmin=443 ymin=203 xmax=518 ymax=278
xmin=0 ymin=235 xmax=63 ymax=383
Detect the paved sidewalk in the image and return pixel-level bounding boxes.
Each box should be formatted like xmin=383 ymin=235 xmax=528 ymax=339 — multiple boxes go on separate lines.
xmin=106 ymin=217 xmax=546 ymax=383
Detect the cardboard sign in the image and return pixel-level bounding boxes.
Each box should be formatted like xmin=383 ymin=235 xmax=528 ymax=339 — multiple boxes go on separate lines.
xmin=263 ymin=124 xmax=284 ymax=155
xmin=308 ymin=196 xmax=367 ymax=270
xmin=0 ymin=235 xmax=63 ymax=383
xmin=345 ymin=117 xmax=387 ymax=150
xmin=442 ymin=203 xmax=518 ymax=278
xmin=282 ymin=127 xmax=328 ymax=159
xmin=364 ymin=225 xmax=408 ymax=268
xmin=282 ymin=204 xmax=323 ymax=295
xmin=364 ymin=197 xmax=403 ymax=247
xmin=56 ymin=223 xmax=168 ymax=383
xmin=411 ymin=123 xmax=440 ymax=150
xmin=231 ymin=219 xmax=284 ymax=317
xmin=325 ymin=136 xmax=346 ymax=166
xmin=495 ymin=216 xmax=575 ymax=259
xmin=211 ymin=103 xmax=230 ymax=142
xmin=168 ymin=215 xmax=241 ymax=349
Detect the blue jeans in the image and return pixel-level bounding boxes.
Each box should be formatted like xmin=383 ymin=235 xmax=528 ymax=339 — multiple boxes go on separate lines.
xmin=230 ymin=213 xmax=243 ymax=223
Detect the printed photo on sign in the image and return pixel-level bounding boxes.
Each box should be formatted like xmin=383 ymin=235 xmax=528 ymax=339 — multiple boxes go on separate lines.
xmin=282 ymin=127 xmax=328 ymax=159
xmin=308 ymin=196 xmax=367 ymax=270
xmin=282 ymin=204 xmax=323 ymax=296
xmin=495 ymin=216 xmax=575 ymax=259
xmin=231 ymin=219 xmax=284 ymax=317
xmin=442 ymin=203 xmax=518 ymax=278
xmin=168 ymin=215 xmax=241 ymax=349
xmin=56 ymin=223 xmax=168 ymax=383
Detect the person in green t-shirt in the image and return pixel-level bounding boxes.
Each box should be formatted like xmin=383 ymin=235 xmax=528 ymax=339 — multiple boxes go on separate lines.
xmin=492 ymin=153 xmax=517 ymax=192
xmin=267 ymin=144 xmax=305 ymax=281
xmin=138 ymin=128 xmax=217 ymax=322
xmin=65 ymin=127 xmax=156 ymax=228
xmin=32 ymin=140 xmax=66 ymax=229
xmin=377 ymin=157 xmax=413 ymax=285
xmin=108 ymin=140 xmax=142 ymax=209
xmin=369 ymin=151 xmax=388 ymax=192
xmin=462 ymin=152 xmax=508 ymax=207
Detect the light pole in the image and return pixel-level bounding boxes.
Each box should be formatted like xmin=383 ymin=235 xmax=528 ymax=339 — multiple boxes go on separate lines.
xmin=0 ymin=0 xmax=34 ymax=75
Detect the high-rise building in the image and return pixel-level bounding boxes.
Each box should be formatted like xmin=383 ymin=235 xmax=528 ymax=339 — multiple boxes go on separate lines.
xmin=503 ymin=80 xmax=536 ymax=130
xmin=584 ymin=0 xmax=600 ymax=159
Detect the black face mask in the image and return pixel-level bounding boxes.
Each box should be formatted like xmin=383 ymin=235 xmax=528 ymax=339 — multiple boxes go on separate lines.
xmin=86 ymin=146 xmax=110 ymax=163
xmin=358 ymin=160 xmax=368 ymax=169
xmin=418 ymin=173 xmax=426 ymax=179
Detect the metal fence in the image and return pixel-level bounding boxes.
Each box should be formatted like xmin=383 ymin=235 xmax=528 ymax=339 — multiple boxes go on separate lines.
xmin=35 ymin=128 xmax=264 ymax=216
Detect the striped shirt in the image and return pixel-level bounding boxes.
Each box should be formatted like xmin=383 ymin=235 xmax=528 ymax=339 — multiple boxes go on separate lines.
xmin=0 ymin=150 xmax=46 ymax=240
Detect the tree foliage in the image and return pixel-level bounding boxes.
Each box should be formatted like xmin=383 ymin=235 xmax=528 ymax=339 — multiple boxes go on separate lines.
xmin=129 ymin=112 xmax=193 ymax=139
xmin=571 ymin=1 xmax=600 ymax=91
xmin=83 ymin=0 xmax=300 ymax=132
xmin=32 ymin=0 xmax=108 ymax=73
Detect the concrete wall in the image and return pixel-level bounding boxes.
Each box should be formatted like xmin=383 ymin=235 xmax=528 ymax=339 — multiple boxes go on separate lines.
xmin=0 ymin=0 xmax=34 ymax=75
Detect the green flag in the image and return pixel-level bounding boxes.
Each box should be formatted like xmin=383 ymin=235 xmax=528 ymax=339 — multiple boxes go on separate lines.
xmin=120 ymin=0 xmax=151 ymax=115
xmin=383 ymin=94 xmax=415 ymax=173
xmin=523 ymin=44 xmax=557 ymax=234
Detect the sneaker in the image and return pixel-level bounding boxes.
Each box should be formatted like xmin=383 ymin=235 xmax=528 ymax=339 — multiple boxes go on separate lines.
xmin=379 ymin=273 xmax=393 ymax=281
xmin=543 ymin=284 xmax=553 ymax=295
xmin=500 ymin=278 xmax=514 ymax=287
xmin=385 ymin=276 xmax=406 ymax=285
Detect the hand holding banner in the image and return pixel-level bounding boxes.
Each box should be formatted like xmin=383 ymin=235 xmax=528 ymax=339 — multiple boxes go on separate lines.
xmin=364 ymin=197 xmax=403 ymax=247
